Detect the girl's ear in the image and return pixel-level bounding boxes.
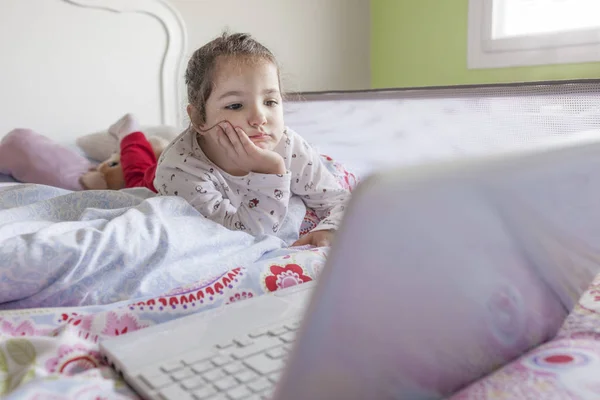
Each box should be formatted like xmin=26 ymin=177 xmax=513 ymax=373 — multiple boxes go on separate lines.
xmin=187 ymin=104 xmax=204 ymax=133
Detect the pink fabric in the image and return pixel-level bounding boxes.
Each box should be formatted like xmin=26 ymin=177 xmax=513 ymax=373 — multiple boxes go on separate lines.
xmin=0 ymin=129 xmax=92 ymax=191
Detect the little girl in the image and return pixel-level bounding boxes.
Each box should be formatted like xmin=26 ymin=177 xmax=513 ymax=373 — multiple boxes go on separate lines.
xmin=155 ymin=32 xmax=350 ymax=247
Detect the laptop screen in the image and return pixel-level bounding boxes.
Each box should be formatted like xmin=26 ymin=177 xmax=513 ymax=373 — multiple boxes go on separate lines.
xmin=275 ymin=142 xmax=600 ymax=399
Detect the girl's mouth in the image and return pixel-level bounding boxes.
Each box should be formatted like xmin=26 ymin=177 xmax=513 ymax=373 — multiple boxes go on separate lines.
xmin=250 ymin=133 xmax=269 ymax=141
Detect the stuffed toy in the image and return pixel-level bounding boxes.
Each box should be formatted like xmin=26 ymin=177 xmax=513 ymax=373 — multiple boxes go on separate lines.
xmin=0 ymin=128 xmax=93 ymax=191
xmin=79 ymin=132 xmax=169 ymax=191
xmin=77 ymin=113 xmax=173 ymax=191
xmin=78 ymin=114 xmax=173 ymax=192
xmin=0 ymin=114 xmax=176 ymax=192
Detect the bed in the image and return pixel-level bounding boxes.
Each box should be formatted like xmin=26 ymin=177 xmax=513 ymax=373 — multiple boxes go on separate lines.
xmin=3 ymin=0 xmax=600 ymax=399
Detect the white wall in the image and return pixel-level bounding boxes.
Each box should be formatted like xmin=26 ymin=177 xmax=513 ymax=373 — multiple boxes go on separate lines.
xmin=170 ymin=0 xmax=371 ymax=93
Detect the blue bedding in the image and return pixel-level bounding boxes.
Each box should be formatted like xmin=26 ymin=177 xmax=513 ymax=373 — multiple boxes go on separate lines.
xmin=0 ymin=183 xmax=310 ymax=310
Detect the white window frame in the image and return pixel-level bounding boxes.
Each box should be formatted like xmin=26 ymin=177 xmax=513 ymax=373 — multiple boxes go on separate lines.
xmin=468 ymin=0 xmax=600 ymax=69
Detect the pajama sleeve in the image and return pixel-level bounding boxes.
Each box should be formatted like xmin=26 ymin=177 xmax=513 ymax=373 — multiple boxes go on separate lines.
xmin=288 ymin=133 xmax=350 ymax=232
xmin=157 ymin=165 xmax=292 ymax=236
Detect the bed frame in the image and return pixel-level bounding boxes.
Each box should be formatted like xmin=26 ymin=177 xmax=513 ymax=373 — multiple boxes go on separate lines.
xmin=285 ymin=80 xmax=600 ymax=176
xmin=1 ymin=0 xmax=186 ymax=143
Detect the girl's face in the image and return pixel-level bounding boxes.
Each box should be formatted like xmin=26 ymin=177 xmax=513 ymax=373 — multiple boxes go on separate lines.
xmin=198 ymin=56 xmax=285 ymax=151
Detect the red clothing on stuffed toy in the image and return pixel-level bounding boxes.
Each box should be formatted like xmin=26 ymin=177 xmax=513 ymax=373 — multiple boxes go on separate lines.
xmin=120 ymin=132 xmax=158 ymax=192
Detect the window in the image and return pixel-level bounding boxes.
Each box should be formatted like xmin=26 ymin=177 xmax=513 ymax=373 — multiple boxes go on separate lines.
xmin=468 ymin=0 xmax=600 ymax=69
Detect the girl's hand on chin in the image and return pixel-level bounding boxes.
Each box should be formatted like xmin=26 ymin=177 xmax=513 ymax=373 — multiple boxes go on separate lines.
xmin=216 ymin=122 xmax=285 ymax=175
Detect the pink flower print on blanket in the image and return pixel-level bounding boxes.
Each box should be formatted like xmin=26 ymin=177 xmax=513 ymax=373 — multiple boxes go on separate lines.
xmin=226 ymin=290 xmax=255 ymax=304
xmin=45 ymin=343 xmax=102 ymax=375
xmin=100 ymin=311 xmax=148 ymax=337
xmin=60 ymin=312 xmax=98 ymax=342
xmin=0 ymin=318 xmax=52 ymax=337
xmin=263 ymin=264 xmax=313 ymax=292
xmin=62 ymin=312 xmax=94 ymax=331
xmin=1 ymin=319 xmax=35 ymax=336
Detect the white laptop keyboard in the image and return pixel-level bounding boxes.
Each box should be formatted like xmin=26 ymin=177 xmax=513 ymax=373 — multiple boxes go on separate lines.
xmin=130 ymin=318 xmax=302 ymax=400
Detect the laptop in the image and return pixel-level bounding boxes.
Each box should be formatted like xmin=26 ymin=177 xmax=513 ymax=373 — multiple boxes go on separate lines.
xmin=100 ymin=132 xmax=600 ymax=400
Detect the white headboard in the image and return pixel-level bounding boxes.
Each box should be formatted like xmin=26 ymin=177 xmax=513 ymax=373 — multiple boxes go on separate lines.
xmin=0 ymin=0 xmax=187 ymax=143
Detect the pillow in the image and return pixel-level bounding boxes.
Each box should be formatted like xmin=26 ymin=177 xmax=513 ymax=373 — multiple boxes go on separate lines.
xmin=76 ymin=124 xmax=181 ymax=162
xmin=0 ymin=129 xmax=92 ymax=191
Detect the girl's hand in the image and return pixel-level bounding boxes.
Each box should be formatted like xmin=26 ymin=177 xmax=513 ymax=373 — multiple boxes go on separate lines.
xmin=216 ymin=122 xmax=285 ymax=175
xmin=292 ymin=230 xmax=334 ymax=248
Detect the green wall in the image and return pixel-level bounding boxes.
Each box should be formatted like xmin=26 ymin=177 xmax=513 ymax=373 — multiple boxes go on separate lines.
xmin=371 ymin=0 xmax=600 ymax=88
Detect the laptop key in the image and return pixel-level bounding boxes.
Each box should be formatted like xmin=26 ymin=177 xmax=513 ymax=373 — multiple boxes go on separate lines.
xmin=192 ymin=385 xmax=218 ymax=399
xmin=223 ymin=362 xmax=245 ymax=375
xmin=278 ymin=332 xmax=295 ymax=343
xmin=230 ymin=337 xmax=282 ymax=359
xmin=260 ymin=388 xmax=275 ymax=400
xmin=234 ymin=369 xmax=259 ymax=383
xmin=227 ymin=385 xmax=252 ymax=399
xmin=161 ymin=360 xmax=185 ymax=373
xmin=205 ymin=395 xmax=228 ymax=400
xmin=243 ymin=353 xmax=285 ymax=375
xmin=234 ymin=337 xmax=254 ymax=347
xmin=284 ymin=321 xmax=301 ymax=331
xmin=213 ymin=375 xmax=238 ymax=391
xmin=191 ymin=361 xmax=214 ymax=374
xmin=211 ymin=355 xmax=233 ymax=367
xmin=248 ymin=326 xmax=272 ymax=338
xmin=180 ymin=375 xmax=207 ymax=390
xmin=171 ymin=367 xmax=195 ymax=381
xmin=265 ymin=347 xmax=286 ymax=359
xmin=267 ymin=327 xmax=288 ymax=336
xmin=268 ymin=371 xmax=282 ymax=383
xmin=203 ymin=368 xmax=226 ymax=382
xmin=215 ymin=340 xmax=234 ymax=350
xmin=159 ymin=383 xmax=194 ymax=400
xmin=247 ymin=377 xmax=272 ymax=393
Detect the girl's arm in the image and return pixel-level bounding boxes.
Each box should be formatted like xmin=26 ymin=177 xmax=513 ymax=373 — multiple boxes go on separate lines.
xmin=287 ymin=130 xmax=350 ymax=233
xmin=156 ymin=164 xmax=291 ymax=236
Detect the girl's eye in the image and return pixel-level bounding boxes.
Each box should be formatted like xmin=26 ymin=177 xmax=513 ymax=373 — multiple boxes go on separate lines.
xmin=265 ymin=100 xmax=278 ymax=107
xmin=225 ymin=103 xmax=243 ymax=110
xmin=109 ymin=161 xmax=119 ymax=167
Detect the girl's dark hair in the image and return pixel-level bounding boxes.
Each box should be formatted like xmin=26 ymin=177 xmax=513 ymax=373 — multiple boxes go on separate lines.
xmin=185 ymin=32 xmax=280 ymax=124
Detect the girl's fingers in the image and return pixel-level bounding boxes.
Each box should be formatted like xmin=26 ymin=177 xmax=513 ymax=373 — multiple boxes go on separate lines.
xmin=291 ymin=234 xmax=310 ymax=247
xmin=217 ymin=126 xmax=237 ymax=157
xmin=220 ymin=123 xmax=246 ymax=155
xmin=236 ymin=127 xmax=259 ymax=154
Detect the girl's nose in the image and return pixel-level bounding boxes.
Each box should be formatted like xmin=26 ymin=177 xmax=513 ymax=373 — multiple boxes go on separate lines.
xmin=248 ymin=106 xmax=267 ymax=127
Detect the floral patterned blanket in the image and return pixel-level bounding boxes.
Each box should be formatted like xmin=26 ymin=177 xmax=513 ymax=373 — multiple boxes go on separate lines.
xmin=0 ymin=246 xmax=327 ymax=399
